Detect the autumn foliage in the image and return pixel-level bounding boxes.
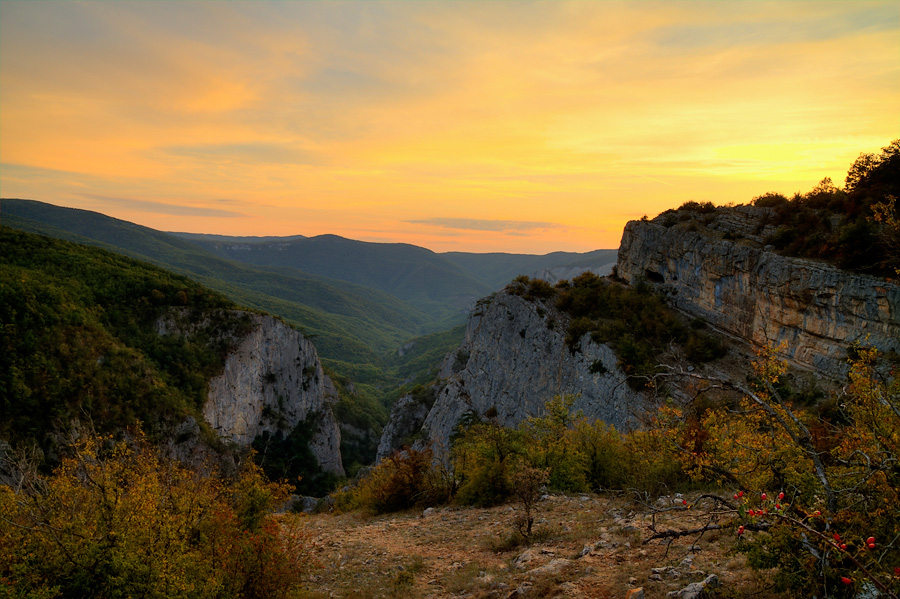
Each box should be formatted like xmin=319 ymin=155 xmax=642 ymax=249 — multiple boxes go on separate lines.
xmin=0 ymin=430 xmax=309 ymax=598
xmin=670 ymin=344 xmax=900 ymax=597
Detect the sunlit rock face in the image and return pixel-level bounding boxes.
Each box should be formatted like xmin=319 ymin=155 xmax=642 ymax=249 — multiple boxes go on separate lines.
xmin=160 ymin=311 xmax=344 ymax=476
xmin=383 ymin=290 xmax=650 ymax=459
xmin=616 ymin=215 xmax=900 ymax=379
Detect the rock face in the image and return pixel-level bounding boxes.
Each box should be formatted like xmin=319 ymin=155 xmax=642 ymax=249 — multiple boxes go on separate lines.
xmin=616 ymin=214 xmax=900 ymax=379
xmin=376 ymin=393 xmax=434 ymax=462
xmin=385 ymin=290 xmax=649 ymax=458
xmin=159 ymin=311 xmax=344 ymax=476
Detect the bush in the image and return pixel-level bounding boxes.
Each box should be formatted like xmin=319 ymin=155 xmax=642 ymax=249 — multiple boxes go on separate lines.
xmin=678 ymin=200 xmax=717 ymax=213
xmin=753 ymin=192 xmax=790 ymax=208
xmin=0 ymin=429 xmax=306 ymax=599
xmin=453 ymin=417 xmax=524 ymax=507
xmin=354 ymin=446 xmax=440 ymax=514
xmin=668 ymin=344 xmax=900 ymax=597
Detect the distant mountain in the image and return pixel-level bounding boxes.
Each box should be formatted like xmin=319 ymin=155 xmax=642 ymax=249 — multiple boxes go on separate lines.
xmin=171 ymin=233 xmax=494 ymax=323
xmin=441 ymin=249 xmax=618 ymax=289
xmin=172 ymin=233 xmax=617 ymax=320
xmin=2 ymin=198 xmax=618 ymax=391
xmin=0 ymin=200 xmax=435 ymax=371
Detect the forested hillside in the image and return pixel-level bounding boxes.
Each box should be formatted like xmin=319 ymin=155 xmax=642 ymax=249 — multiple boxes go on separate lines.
xmin=0 ymin=226 xmax=249 ymax=449
xmin=1 ymin=201 xmax=446 ymax=379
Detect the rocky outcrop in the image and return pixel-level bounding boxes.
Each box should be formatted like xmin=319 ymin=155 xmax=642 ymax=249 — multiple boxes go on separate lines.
xmin=616 ymin=213 xmax=900 ymax=379
xmin=376 ymin=392 xmax=434 ymax=462
xmin=159 ymin=311 xmax=344 ymax=476
xmin=383 ymin=290 xmax=650 ymax=458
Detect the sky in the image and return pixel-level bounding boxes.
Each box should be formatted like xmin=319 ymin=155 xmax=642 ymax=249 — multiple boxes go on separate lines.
xmin=1 ymin=1 xmax=898 ymax=254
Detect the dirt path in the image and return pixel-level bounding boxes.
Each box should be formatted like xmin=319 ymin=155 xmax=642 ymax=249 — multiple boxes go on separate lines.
xmin=302 ymin=493 xmax=777 ymax=599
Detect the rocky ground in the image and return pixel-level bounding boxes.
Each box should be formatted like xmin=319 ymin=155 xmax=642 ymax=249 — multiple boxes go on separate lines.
xmin=300 ymin=492 xmax=781 ymax=599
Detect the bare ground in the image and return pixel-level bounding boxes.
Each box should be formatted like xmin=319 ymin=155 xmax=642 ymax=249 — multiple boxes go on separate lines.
xmin=301 ymin=492 xmax=782 ymax=599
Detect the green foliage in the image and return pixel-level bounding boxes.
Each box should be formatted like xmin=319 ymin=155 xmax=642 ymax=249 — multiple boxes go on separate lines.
xmin=450 ymin=395 xmax=691 ymax=505
xmin=453 ymin=415 xmax=525 ymax=507
xmin=521 ymin=395 xmax=588 ymax=492
xmin=508 ymin=275 xmax=556 ymax=301
xmin=0 ymin=429 xmax=307 ymax=599
xmin=554 ymin=272 xmax=724 ymax=389
xmin=0 ymin=226 xmax=249 ymax=452
xmin=252 ymin=416 xmax=339 ymax=497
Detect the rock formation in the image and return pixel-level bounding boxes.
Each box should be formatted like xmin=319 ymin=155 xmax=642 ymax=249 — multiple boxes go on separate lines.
xmin=382 ymin=290 xmax=650 ymax=459
xmin=159 ymin=310 xmax=344 ymax=476
xmin=616 ymin=209 xmax=900 ymax=379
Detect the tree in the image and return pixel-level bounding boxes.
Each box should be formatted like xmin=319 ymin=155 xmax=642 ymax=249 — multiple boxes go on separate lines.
xmin=0 ymin=429 xmax=307 ymax=599
xmin=662 ymin=344 xmax=900 ymax=597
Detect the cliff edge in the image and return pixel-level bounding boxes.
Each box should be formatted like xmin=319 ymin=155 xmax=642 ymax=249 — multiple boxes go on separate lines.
xmin=380 ymin=290 xmax=650 ymax=459
xmin=158 ymin=310 xmax=345 ymax=476
xmin=616 ymin=207 xmax=900 ymax=379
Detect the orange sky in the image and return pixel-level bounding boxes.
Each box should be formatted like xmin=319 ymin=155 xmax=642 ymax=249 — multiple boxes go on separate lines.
xmin=1 ymin=1 xmax=898 ymax=253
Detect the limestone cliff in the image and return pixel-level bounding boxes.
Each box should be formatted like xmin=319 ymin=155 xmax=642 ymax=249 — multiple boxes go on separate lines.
xmin=382 ymin=290 xmax=650 ymax=458
xmin=616 ymin=208 xmax=900 ymax=379
xmin=158 ymin=311 xmax=344 ymax=476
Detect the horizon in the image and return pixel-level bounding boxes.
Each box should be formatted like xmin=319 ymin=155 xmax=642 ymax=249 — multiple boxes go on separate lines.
xmin=1 ymin=1 xmax=898 ymax=253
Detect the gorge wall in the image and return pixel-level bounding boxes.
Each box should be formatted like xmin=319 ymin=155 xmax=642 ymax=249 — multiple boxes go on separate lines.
xmin=158 ymin=311 xmax=344 ymax=476
xmin=380 ymin=290 xmax=650 ymax=459
xmin=616 ymin=209 xmax=900 ymax=379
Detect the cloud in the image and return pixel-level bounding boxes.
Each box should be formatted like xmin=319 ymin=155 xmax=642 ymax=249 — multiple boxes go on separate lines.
xmin=408 ymin=218 xmax=564 ymax=232
xmin=161 ymin=142 xmax=324 ymax=165
xmin=80 ymin=194 xmax=246 ymax=218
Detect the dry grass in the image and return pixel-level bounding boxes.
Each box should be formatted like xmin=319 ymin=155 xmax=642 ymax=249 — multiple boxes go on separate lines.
xmin=301 ymin=492 xmax=788 ymax=599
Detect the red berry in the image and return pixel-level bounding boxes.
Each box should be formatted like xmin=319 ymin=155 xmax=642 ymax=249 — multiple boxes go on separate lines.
xmin=841 ymin=577 xmax=852 ymax=585
xmin=737 ymin=526 xmax=744 ymax=534
xmin=738 ymin=491 xmax=743 ymax=498
xmin=682 ymin=499 xmax=687 ymax=506
xmin=868 ymin=543 xmax=876 ymax=550
xmin=761 ymin=493 xmax=767 ymax=500
xmin=733 ymin=494 xmax=738 ymax=499
xmin=866 ymin=536 xmax=875 ymax=545
xmin=775 ymin=504 xmax=781 ymax=510
xmin=814 ymin=510 xmax=821 ymax=517
xmin=841 ymin=544 xmax=847 ymax=550
xmin=833 ymin=533 xmax=841 ymax=543
xmin=778 ymin=492 xmax=784 ymax=500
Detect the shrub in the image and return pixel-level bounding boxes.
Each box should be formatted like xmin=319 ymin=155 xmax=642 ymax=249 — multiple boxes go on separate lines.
xmin=354 ymin=446 xmax=438 ymax=514
xmin=678 ymin=200 xmax=717 ymax=213
xmin=668 ymin=344 xmax=900 ymax=597
xmin=453 ymin=417 xmax=524 ymax=507
xmin=753 ymin=192 xmax=790 ymax=208
xmin=0 ymin=429 xmax=306 ymax=599
xmin=520 ymin=395 xmax=589 ymax=492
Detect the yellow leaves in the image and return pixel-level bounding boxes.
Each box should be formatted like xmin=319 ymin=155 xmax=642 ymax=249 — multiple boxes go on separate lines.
xmin=751 ymin=341 xmax=789 ymax=395
xmin=1 ymin=428 xmax=307 ymax=598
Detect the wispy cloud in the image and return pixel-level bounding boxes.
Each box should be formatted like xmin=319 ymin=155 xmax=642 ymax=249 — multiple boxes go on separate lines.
xmin=408 ymin=218 xmax=563 ymax=232
xmin=161 ymin=143 xmax=324 ymax=166
xmin=80 ymin=194 xmax=246 ymax=218
xmin=1 ymin=1 xmax=897 ymax=252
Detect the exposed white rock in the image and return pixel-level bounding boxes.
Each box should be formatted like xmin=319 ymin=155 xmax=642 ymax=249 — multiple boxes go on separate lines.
xmin=376 ymin=392 xmax=434 ymax=462
xmin=160 ymin=310 xmax=344 ymax=476
xmin=617 ymin=218 xmax=900 ymax=379
xmin=410 ymin=290 xmax=649 ymax=457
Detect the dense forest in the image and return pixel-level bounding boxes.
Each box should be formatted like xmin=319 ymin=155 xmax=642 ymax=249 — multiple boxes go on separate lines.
xmin=0 ymin=226 xmax=254 ymax=452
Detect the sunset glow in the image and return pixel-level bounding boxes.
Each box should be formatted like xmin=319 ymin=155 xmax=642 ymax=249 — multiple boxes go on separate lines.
xmin=2 ymin=1 xmax=898 ymax=253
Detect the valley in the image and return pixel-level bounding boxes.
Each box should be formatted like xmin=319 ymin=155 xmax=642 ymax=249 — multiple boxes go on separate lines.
xmin=1 ymin=140 xmax=899 ymax=598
